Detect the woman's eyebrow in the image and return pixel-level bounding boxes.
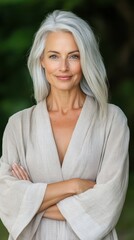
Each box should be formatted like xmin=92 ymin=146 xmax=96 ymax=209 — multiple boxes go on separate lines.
xmin=47 ymin=51 xmax=59 ymax=54
xmin=47 ymin=50 xmax=79 ymax=54
xmin=68 ymin=50 xmax=79 ymax=54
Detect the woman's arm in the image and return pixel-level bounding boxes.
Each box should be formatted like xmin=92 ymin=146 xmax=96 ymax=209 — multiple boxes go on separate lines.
xmin=44 ymin=205 xmax=65 ymax=221
xmin=12 ymin=163 xmax=96 ymax=213
xmin=38 ymin=178 xmax=76 ymax=212
xmin=12 ymin=163 xmax=76 ymax=212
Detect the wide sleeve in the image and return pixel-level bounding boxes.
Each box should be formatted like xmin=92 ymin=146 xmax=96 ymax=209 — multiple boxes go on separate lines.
xmin=57 ymin=107 xmax=129 ymax=240
xmin=0 ymin=119 xmax=47 ymax=240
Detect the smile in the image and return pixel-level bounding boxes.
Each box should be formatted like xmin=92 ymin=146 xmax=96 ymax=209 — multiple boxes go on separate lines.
xmin=56 ymin=76 xmax=72 ymax=80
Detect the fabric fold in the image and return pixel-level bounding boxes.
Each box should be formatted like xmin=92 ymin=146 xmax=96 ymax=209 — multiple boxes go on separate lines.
xmin=11 ymin=183 xmax=46 ymax=240
xmin=0 ymin=161 xmax=47 ymax=240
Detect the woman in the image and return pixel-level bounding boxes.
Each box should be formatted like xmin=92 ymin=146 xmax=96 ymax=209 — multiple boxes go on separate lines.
xmin=0 ymin=10 xmax=129 ymax=240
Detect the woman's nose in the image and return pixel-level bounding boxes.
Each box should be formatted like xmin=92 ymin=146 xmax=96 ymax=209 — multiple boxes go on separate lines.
xmin=59 ymin=58 xmax=69 ymax=71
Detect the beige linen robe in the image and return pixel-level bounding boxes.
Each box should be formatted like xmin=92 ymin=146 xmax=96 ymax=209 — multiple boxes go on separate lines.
xmin=0 ymin=96 xmax=129 ymax=240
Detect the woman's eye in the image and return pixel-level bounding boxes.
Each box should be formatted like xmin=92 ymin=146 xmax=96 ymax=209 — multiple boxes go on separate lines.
xmin=49 ymin=55 xmax=58 ymax=59
xmin=69 ymin=54 xmax=80 ymax=60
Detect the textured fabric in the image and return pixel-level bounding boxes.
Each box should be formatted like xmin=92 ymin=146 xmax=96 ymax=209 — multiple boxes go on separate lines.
xmin=0 ymin=96 xmax=129 ymax=240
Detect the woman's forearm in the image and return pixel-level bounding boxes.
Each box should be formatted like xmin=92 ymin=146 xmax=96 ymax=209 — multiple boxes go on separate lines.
xmin=38 ymin=177 xmax=96 ymax=213
xmin=12 ymin=164 xmax=76 ymax=212
xmin=11 ymin=164 xmax=96 ymax=214
xmin=43 ymin=205 xmax=65 ymax=221
xmin=37 ymin=179 xmax=76 ymax=213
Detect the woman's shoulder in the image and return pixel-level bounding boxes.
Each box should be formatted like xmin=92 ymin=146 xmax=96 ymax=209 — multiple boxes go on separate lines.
xmin=107 ymin=103 xmax=128 ymax=127
xmin=2 ymin=104 xmax=38 ymax=138
xmin=9 ymin=104 xmax=36 ymax=123
xmin=7 ymin=100 xmax=44 ymax=128
xmin=108 ymin=103 xmax=127 ymax=118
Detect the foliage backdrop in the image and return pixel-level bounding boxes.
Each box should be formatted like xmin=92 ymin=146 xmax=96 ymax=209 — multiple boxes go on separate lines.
xmin=0 ymin=0 xmax=134 ymax=239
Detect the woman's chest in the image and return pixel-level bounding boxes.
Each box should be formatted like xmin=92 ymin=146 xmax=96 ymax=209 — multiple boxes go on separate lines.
xmin=23 ymin=121 xmax=104 ymax=183
xmin=49 ymin=113 xmax=80 ymax=165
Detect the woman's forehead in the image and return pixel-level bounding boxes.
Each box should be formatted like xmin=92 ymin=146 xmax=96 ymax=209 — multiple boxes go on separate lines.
xmin=45 ymin=31 xmax=79 ymax=51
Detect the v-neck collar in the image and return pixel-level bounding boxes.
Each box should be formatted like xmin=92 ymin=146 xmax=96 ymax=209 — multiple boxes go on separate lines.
xmin=45 ymin=96 xmax=88 ymax=165
xmin=36 ymin=95 xmax=96 ymax=180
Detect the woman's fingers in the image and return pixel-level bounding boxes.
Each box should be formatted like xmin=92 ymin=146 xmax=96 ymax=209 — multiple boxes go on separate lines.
xmin=12 ymin=164 xmax=24 ymax=180
xmin=19 ymin=165 xmax=31 ymax=180
xmin=12 ymin=163 xmax=30 ymax=181
xmin=12 ymin=168 xmax=21 ymax=179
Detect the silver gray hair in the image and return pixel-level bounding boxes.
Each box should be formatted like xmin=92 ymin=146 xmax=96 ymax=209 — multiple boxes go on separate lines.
xmin=28 ymin=10 xmax=108 ymax=115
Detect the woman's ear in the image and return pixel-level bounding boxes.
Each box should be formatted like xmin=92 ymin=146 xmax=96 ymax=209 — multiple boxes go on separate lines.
xmin=40 ymin=52 xmax=45 ymax=68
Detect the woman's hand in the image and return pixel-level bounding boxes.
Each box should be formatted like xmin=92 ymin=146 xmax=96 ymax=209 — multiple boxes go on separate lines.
xmin=73 ymin=178 xmax=96 ymax=194
xmin=12 ymin=163 xmax=31 ymax=181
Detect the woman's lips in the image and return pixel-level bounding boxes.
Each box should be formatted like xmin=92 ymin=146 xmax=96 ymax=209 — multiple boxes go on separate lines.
xmin=56 ymin=75 xmax=72 ymax=80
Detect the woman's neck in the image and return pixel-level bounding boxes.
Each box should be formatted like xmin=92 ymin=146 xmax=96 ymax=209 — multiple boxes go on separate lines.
xmin=46 ymin=88 xmax=86 ymax=114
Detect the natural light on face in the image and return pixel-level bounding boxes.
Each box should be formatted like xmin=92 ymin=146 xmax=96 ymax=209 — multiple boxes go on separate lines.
xmin=41 ymin=31 xmax=83 ymax=92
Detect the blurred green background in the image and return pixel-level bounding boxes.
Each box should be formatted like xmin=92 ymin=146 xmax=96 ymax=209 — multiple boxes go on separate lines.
xmin=0 ymin=0 xmax=134 ymax=239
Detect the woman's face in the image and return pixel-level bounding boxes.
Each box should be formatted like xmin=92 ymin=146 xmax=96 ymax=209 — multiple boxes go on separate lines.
xmin=41 ymin=31 xmax=82 ymax=92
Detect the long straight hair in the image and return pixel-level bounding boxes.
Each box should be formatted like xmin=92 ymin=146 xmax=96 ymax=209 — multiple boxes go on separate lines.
xmin=28 ymin=10 xmax=108 ymax=116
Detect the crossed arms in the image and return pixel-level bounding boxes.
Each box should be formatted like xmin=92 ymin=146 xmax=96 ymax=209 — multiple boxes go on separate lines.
xmin=12 ymin=163 xmax=95 ymax=221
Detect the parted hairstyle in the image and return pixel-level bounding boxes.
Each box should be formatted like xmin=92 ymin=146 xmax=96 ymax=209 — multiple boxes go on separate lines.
xmin=28 ymin=10 xmax=108 ymax=115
